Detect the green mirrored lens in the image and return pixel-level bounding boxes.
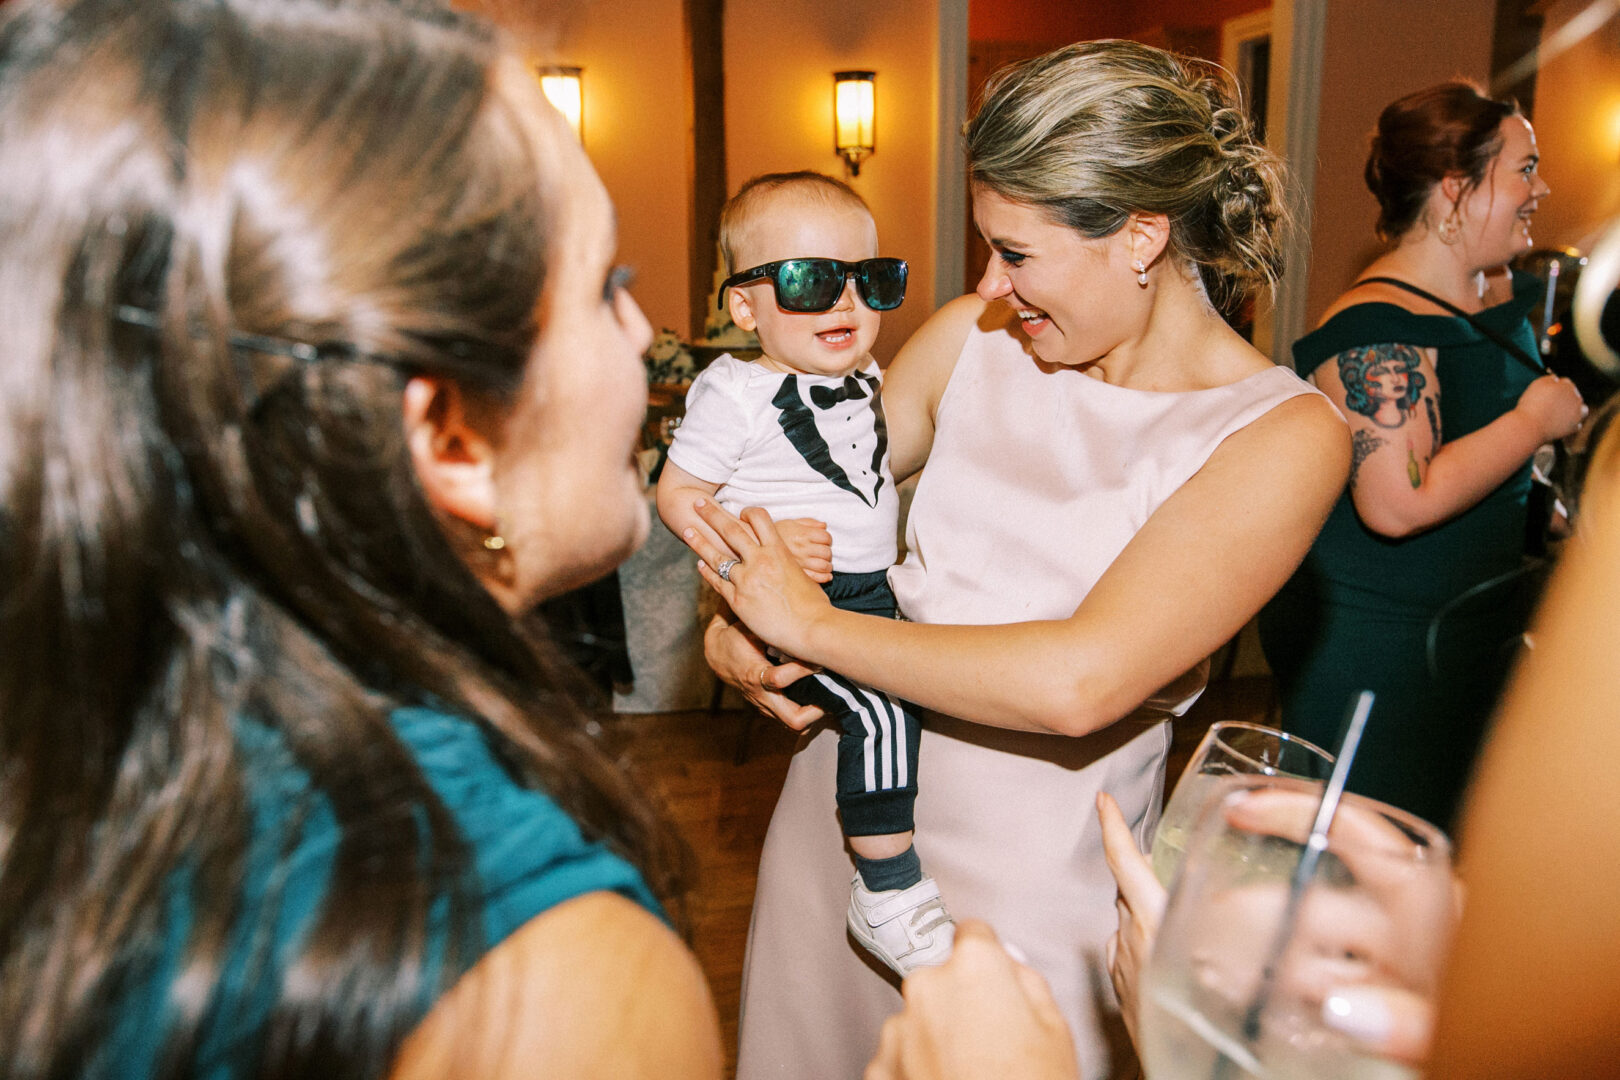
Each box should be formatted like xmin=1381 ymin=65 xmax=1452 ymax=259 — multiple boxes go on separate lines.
xmin=857 ymin=259 xmax=907 ymax=311
xmin=776 ymin=260 xmax=843 ymax=312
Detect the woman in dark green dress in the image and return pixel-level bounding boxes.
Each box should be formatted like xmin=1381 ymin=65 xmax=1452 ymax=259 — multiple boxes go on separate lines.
xmin=1259 ymin=82 xmax=1586 ymax=829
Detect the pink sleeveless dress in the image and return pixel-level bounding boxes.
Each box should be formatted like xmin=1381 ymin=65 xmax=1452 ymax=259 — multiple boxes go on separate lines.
xmin=735 ymin=312 xmax=1322 ymax=1080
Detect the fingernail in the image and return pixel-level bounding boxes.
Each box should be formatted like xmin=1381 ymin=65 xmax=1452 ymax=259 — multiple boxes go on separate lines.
xmin=683 ymin=528 xmax=695 ymax=539
xmin=694 ymin=497 xmax=706 ymax=507
xmin=1322 ymin=987 xmax=1394 ymax=1044
xmin=1002 ymin=941 xmax=1030 ymax=965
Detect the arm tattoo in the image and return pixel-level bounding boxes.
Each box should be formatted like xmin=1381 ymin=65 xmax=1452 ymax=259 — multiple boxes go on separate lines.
xmin=1334 ymin=343 xmax=1427 ymax=429
xmin=1350 ymin=429 xmax=1386 ymax=488
xmin=1425 ymin=394 xmax=1442 ymax=449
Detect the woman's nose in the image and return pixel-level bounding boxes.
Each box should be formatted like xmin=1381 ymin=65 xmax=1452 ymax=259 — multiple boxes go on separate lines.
xmin=618 ymin=289 xmax=654 ymax=353
xmin=976 ymin=258 xmax=1012 ymax=302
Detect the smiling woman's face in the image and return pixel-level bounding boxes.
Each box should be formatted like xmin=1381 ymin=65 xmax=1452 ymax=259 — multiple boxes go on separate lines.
xmin=1460 ymin=115 xmax=1550 ymax=268
xmin=971 ymin=186 xmax=1141 ymax=369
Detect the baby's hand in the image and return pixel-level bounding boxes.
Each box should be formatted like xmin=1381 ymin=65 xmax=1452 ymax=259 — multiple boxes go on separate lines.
xmin=775 ymin=518 xmax=834 ymax=583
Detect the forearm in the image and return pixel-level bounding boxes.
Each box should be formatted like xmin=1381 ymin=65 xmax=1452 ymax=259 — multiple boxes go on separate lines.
xmin=1358 ymin=409 xmax=1541 ymax=537
xmin=655 ymin=471 xmax=721 ymax=543
xmin=795 ymin=607 xmax=1173 ymax=737
xmin=688 ymin=396 xmax=1346 ymax=738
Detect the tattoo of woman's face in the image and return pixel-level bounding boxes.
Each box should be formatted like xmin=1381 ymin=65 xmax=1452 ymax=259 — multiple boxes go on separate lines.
xmin=1336 ymin=343 xmax=1427 ymax=429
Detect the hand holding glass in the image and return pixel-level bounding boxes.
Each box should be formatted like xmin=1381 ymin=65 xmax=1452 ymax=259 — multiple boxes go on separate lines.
xmin=1138 ymin=783 xmax=1456 ymax=1080
xmin=1151 ymin=722 xmax=1334 ymax=885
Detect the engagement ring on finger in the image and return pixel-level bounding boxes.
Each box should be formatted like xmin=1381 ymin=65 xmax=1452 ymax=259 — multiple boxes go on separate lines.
xmin=716 ymin=558 xmax=738 ymax=582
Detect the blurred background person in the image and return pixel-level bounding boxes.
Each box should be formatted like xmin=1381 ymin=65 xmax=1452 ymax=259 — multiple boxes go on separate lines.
xmin=0 ymin=1 xmax=721 ymax=1076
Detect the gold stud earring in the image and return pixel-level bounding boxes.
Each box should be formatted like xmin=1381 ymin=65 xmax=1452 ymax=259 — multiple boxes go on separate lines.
xmin=1134 ymin=260 xmax=1149 ymax=287
xmin=483 ymin=533 xmax=506 ymax=551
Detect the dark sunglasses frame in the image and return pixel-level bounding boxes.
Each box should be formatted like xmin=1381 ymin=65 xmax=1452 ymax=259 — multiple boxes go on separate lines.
xmin=718 ymin=257 xmax=908 ymax=313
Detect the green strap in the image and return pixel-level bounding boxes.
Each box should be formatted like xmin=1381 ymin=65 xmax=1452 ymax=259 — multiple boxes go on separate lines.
xmin=1353 ymin=275 xmax=1544 ymax=375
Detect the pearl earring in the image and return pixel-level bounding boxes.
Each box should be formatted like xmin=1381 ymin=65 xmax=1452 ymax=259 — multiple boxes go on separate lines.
xmin=1134 ymin=260 xmax=1149 ymax=287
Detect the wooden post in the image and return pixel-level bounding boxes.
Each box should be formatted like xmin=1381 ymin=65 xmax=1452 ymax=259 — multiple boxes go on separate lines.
xmin=685 ymin=0 xmax=727 ymax=342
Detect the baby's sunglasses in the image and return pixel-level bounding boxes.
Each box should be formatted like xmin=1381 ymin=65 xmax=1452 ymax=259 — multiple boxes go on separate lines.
xmin=719 ymin=257 xmax=908 ymax=313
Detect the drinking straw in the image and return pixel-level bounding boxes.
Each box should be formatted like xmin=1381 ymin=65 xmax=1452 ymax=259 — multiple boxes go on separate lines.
xmin=1212 ymin=689 xmax=1376 ymax=1078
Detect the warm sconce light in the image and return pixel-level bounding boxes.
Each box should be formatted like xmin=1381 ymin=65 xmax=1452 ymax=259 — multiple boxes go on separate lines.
xmin=834 ymin=70 xmax=876 ymax=176
xmin=538 ymin=65 xmax=584 ymax=141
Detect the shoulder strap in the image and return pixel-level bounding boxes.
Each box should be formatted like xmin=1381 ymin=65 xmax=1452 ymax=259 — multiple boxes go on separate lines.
xmin=1353 ymin=275 xmax=1544 ymax=375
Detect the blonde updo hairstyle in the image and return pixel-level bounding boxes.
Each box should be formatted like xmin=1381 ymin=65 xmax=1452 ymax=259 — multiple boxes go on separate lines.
xmin=966 ymin=40 xmax=1287 ymax=314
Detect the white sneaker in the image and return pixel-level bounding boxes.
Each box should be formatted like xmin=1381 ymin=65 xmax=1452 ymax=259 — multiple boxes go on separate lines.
xmin=847 ymin=873 xmax=956 ymax=977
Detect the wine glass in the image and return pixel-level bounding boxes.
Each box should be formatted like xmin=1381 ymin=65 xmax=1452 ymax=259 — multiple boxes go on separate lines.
xmin=1151 ymin=722 xmax=1334 ymax=885
xmin=1138 ymin=781 xmax=1456 ymax=1080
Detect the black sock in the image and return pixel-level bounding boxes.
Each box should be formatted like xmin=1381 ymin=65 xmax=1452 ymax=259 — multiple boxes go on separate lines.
xmin=853 ymin=845 xmax=923 ymax=892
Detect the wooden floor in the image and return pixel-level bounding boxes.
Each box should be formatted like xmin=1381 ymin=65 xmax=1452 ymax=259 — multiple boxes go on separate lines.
xmin=603 ymin=674 xmax=1275 ymax=1079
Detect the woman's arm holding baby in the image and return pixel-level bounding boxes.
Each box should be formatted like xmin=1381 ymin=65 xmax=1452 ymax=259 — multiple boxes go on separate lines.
xmin=881 ymin=294 xmax=981 ymax=483
xmin=700 ymin=295 xmax=978 ymax=726
xmin=688 ymin=392 xmax=1349 ymax=736
xmin=658 ymin=461 xmax=832 ymax=583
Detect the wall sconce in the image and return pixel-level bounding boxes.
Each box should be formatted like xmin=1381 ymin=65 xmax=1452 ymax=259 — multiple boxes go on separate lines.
xmin=834 ymin=70 xmax=876 ymax=176
xmin=538 ymin=65 xmax=584 ymax=142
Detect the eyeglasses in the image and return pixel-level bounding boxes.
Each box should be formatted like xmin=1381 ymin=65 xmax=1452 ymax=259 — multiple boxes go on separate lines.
xmin=719 ymin=257 xmax=908 ymax=313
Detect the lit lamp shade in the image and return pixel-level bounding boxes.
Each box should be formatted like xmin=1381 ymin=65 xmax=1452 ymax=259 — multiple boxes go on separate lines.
xmin=834 ymin=70 xmax=875 ymax=176
xmin=538 ymin=65 xmax=584 ymax=141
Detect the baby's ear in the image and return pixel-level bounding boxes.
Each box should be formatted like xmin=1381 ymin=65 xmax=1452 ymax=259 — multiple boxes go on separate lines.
xmin=728 ymin=287 xmax=758 ymax=332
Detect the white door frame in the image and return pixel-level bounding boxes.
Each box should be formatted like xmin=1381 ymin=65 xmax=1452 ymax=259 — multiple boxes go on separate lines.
xmin=1267 ymin=0 xmax=1328 ymax=368
xmin=934 ymin=0 xmax=969 ymax=311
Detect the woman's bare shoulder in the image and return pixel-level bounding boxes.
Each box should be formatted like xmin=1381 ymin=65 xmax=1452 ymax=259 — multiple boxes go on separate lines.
xmin=1224 ymin=388 xmax=1351 ymax=480
xmin=392 ymin=892 xmax=722 ymax=1080
xmin=887 ymin=294 xmax=1010 ymax=399
xmin=895 ymin=294 xmax=999 ymax=361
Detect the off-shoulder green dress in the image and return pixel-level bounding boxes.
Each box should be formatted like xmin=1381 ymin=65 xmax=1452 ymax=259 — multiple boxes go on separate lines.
xmin=1259 ymin=274 xmax=1544 ymax=828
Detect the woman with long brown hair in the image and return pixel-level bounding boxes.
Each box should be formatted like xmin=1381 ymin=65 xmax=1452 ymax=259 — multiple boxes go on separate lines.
xmin=0 ymin=1 xmax=718 ymax=1076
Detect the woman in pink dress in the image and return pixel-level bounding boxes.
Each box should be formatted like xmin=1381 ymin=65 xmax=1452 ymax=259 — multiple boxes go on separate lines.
xmin=683 ymin=41 xmax=1351 ymax=1080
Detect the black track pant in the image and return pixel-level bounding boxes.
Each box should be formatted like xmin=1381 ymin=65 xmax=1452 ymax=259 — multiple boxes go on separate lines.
xmin=780 ymin=570 xmax=922 ymax=837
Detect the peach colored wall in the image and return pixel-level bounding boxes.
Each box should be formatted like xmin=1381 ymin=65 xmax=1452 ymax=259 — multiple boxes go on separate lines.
xmin=1524 ymin=0 xmax=1620 ymax=253
xmin=969 ymin=0 xmax=1268 ymax=58
xmin=724 ymin=0 xmax=943 ymax=362
xmin=1303 ymin=0 xmax=1496 ymax=326
xmin=969 ymin=0 xmax=1128 ymax=43
xmin=529 ymin=0 xmax=694 ymax=339
xmin=1125 ymin=0 xmax=1271 ymax=28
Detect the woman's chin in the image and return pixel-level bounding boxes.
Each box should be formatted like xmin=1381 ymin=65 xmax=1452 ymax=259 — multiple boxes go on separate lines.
xmin=593 ymin=488 xmax=651 ymax=575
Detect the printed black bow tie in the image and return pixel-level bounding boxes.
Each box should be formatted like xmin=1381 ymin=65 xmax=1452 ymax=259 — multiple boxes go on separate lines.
xmin=809 ymin=374 xmax=868 ymax=409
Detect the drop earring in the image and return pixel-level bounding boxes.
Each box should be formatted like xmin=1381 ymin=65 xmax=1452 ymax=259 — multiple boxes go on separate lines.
xmin=1134 ymin=260 xmax=1149 ymax=287
xmin=1437 ymin=209 xmax=1462 ymax=245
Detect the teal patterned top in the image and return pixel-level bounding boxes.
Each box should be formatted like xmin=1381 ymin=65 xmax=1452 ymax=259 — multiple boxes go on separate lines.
xmin=95 ymin=706 xmax=659 ymax=1078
